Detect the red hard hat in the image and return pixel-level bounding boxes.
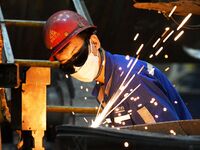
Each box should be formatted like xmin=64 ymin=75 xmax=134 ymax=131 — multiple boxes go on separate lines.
xmin=44 ymin=10 xmax=96 ymax=61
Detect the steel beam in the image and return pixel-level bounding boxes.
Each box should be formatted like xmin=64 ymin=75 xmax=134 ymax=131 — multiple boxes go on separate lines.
xmin=72 ymin=0 xmax=94 ymax=25
xmin=0 ymin=19 xmax=45 ymax=27
xmin=14 ymin=59 xmax=60 ymax=68
xmin=47 ymin=106 xmax=101 ymax=114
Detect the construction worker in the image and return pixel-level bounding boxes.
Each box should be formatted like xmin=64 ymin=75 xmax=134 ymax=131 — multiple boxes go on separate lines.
xmin=44 ymin=10 xmax=192 ymax=127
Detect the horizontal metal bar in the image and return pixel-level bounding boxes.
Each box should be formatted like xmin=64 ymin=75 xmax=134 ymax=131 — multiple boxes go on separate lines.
xmin=47 ymin=106 xmax=101 ymax=114
xmin=0 ymin=19 xmax=45 ymax=27
xmin=14 ymin=59 xmax=60 ymax=68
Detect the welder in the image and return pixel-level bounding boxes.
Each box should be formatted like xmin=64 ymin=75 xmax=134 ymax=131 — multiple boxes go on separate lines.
xmin=44 ymin=10 xmax=192 ymax=127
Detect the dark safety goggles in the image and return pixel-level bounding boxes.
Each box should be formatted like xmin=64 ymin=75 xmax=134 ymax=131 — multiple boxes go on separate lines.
xmin=60 ymin=39 xmax=89 ymax=74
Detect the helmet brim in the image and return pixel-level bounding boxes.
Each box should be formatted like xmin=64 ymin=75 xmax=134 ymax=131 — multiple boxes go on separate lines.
xmin=49 ymin=25 xmax=96 ymax=61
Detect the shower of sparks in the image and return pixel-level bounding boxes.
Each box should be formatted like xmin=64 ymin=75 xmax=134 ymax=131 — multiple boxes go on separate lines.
xmin=91 ymin=79 xmax=141 ymax=128
xmin=133 ymin=33 xmax=139 ymax=41
xmin=155 ymin=47 xmax=164 ymax=56
xmin=106 ymin=84 xmax=141 ymax=120
xmin=177 ymin=13 xmax=192 ymax=31
xmin=136 ymin=44 xmax=144 ymax=55
xmin=168 ymin=5 xmax=177 ymax=17
xmin=174 ymin=101 xmax=178 ymax=104
xmin=161 ymin=27 xmax=170 ymax=37
xmin=163 ymin=30 xmax=174 ymax=43
xmin=149 ymin=54 xmax=154 ymax=59
xmin=124 ymin=142 xmax=129 ymax=148
xmin=174 ymin=30 xmax=184 ymax=41
xmin=84 ymin=117 xmax=88 ymax=123
xmin=165 ymin=67 xmax=170 ymax=72
xmin=95 ymin=101 xmax=103 ymax=120
xmin=152 ymin=38 xmax=161 ymax=48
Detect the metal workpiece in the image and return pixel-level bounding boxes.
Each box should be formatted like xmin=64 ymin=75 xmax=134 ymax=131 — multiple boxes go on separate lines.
xmin=22 ymin=67 xmax=50 ymax=149
xmin=14 ymin=59 xmax=60 ymax=68
xmin=0 ymin=19 xmax=45 ymax=27
xmin=47 ymin=105 xmax=100 ymax=114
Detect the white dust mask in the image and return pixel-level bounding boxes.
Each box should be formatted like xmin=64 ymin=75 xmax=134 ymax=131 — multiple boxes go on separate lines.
xmin=71 ymin=40 xmax=100 ymax=82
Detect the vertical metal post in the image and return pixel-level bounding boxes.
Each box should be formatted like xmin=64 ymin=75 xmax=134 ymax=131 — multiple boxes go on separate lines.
xmin=0 ymin=6 xmax=14 ymax=63
xmin=72 ymin=0 xmax=94 ymax=25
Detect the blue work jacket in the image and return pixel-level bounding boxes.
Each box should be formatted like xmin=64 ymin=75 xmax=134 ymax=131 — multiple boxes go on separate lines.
xmin=92 ymin=51 xmax=192 ymax=127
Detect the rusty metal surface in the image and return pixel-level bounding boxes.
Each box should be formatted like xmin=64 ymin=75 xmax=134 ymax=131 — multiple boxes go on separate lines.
xmin=22 ymin=67 xmax=50 ymax=130
xmin=47 ymin=105 xmax=100 ymax=114
xmin=134 ymin=0 xmax=200 ymax=16
xmin=32 ymin=130 xmax=45 ymax=150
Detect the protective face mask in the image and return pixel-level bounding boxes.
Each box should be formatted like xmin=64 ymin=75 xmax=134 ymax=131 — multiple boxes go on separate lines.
xmin=70 ymin=40 xmax=100 ymax=82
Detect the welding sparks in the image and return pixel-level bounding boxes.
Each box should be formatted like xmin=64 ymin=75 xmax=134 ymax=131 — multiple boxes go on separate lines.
xmin=137 ymin=65 xmax=144 ymax=75
xmin=149 ymin=54 xmax=153 ymax=59
xmin=177 ymin=13 xmax=192 ymax=31
xmin=124 ymin=142 xmax=129 ymax=148
xmin=133 ymin=33 xmax=139 ymax=41
xmin=120 ymin=71 xmax=124 ymax=77
xmin=136 ymin=44 xmax=144 ymax=55
xmin=155 ymin=47 xmax=164 ymax=56
xmin=170 ymin=129 xmax=176 ymax=135
xmin=91 ymin=83 xmax=141 ymax=128
xmin=168 ymin=5 xmax=177 ymax=17
xmin=161 ymin=27 xmax=170 ymax=37
xmin=127 ymin=59 xmax=133 ymax=68
xmin=65 ymin=74 xmax=69 ymax=78
xmin=164 ymin=54 xmax=168 ymax=59
xmin=174 ymin=30 xmax=184 ymax=41
xmin=125 ymin=55 xmax=130 ymax=60
xmin=84 ymin=117 xmax=88 ymax=123
xmin=152 ymin=38 xmax=161 ymax=48
xmin=163 ymin=30 xmax=174 ymax=43
xmin=165 ymin=67 xmax=170 ymax=72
